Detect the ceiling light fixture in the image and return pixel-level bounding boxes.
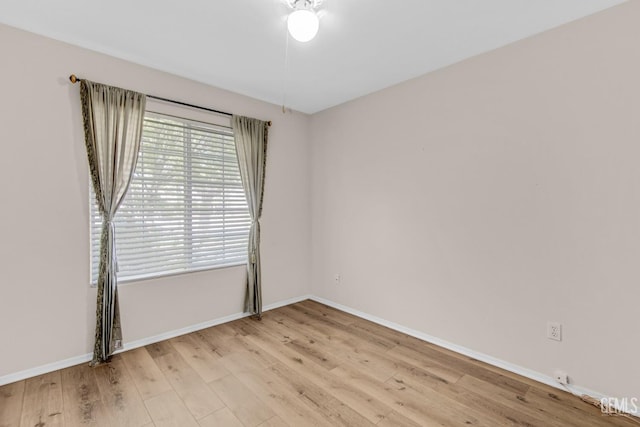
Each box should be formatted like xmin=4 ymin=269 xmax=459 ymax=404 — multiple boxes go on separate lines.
xmin=287 ymin=0 xmax=320 ymax=42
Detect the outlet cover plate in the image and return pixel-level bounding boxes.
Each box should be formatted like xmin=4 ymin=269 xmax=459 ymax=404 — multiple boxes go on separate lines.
xmin=554 ymin=369 xmax=569 ymax=385
xmin=547 ymin=322 xmax=562 ymax=341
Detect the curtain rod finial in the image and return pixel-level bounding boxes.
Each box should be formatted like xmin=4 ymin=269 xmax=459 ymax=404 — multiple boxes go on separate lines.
xmin=69 ymin=74 xmax=79 ymax=84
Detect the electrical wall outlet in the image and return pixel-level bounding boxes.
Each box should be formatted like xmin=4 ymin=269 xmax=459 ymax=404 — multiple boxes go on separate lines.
xmin=547 ymin=322 xmax=562 ymax=341
xmin=554 ymin=370 xmax=569 ymax=385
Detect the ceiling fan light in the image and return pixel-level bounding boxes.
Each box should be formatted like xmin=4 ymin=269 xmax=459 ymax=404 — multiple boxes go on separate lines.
xmin=287 ymin=9 xmax=319 ymax=42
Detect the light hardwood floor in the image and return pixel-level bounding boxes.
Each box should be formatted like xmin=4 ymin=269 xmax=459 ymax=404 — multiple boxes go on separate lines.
xmin=1 ymin=300 xmax=637 ymax=426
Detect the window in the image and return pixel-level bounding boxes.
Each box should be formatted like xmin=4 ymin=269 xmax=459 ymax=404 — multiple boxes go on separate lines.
xmin=90 ymin=111 xmax=250 ymax=283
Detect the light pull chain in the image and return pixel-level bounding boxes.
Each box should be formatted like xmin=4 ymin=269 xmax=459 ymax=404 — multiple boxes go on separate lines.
xmin=282 ymin=25 xmax=290 ymax=114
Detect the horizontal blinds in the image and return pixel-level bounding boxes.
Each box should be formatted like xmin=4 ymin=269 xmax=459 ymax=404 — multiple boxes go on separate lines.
xmin=91 ymin=112 xmax=250 ymax=283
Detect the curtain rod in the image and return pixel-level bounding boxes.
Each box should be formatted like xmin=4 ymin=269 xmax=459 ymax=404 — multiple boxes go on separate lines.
xmin=69 ymin=75 xmax=271 ymax=126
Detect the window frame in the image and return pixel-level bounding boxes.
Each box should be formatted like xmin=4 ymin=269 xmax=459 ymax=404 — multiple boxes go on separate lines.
xmin=88 ymin=107 xmax=250 ymax=286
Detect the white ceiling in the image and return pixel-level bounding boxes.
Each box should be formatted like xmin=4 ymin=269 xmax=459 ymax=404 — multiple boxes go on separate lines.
xmin=0 ymin=0 xmax=626 ymax=114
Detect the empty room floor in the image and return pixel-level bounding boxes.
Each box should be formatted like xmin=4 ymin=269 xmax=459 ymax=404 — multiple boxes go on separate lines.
xmin=1 ymin=300 xmax=636 ymax=426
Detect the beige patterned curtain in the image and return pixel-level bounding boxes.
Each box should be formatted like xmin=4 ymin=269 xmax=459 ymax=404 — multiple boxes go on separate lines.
xmin=80 ymin=80 xmax=146 ymax=365
xmin=231 ymin=116 xmax=269 ymax=318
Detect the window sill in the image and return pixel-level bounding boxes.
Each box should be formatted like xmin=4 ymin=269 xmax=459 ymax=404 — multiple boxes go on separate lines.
xmin=89 ymin=261 xmax=247 ymax=288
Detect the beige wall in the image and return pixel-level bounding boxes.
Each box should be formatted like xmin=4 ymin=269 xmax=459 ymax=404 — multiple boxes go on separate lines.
xmin=0 ymin=24 xmax=311 ymax=378
xmin=310 ymin=2 xmax=639 ymax=399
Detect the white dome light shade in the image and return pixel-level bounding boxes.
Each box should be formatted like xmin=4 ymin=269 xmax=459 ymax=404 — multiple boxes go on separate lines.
xmin=287 ymin=9 xmax=319 ymax=42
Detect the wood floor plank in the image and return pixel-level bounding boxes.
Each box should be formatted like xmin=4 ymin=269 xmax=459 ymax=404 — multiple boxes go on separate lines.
xmin=60 ymin=363 xmax=112 ymax=426
xmin=375 ymin=322 xmax=542 ymax=393
xmin=384 ymin=375 xmax=490 ymax=427
xmin=233 ymin=364 xmax=333 ymax=427
xmin=253 ymin=312 xmax=305 ymax=343
xmin=218 ymin=349 xmax=273 ymax=376
xmin=296 ymin=300 xmax=359 ymax=326
xmin=257 ymin=416 xmax=290 ymax=427
xmin=121 ymin=347 xmax=172 ymax=401
xmin=344 ymin=318 xmax=408 ymax=349
xmin=145 ymin=340 xmax=177 ymax=360
xmin=415 ymin=372 xmax=545 ymax=426
xmin=268 ymin=310 xmax=401 ymax=382
xmin=193 ymin=328 xmax=247 ymax=358
xmin=345 ymin=315 xmax=481 ymax=367
xmin=198 ymin=407 xmax=244 ymax=427
xmin=297 ymin=363 xmax=392 ymax=424
xmin=435 ymin=381 xmax=547 ymax=427
xmin=391 ymin=343 xmax=530 ymax=396
xmin=227 ymin=329 xmax=280 ymax=369
xmin=389 ymin=357 xmax=453 ymax=391
xmin=385 ymin=346 xmax=463 ymax=384
xmin=144 ymin=389 xmax=199 ymax=427
xmin=284 ymin=304 xmax=353 ymax=335
xmin=272 ymin=307 xmax=354 ymax=345
xmin=291 ymin=330 xmax=398 ymax=384
xmin=237 ymin=318 xmax=323 ymax=369
xmin=208 ymin=374 xmax=276 ymax=427
xmin=170 ymin=334 xmax=229 ymax=383
xmin=19 ymin=371 xmax=64 ymax=427
xmin=331 ymin=364 xmax=477 ymax=427
xmin=195 ymin=325 xmax=277 ymax=375
xmin=218 ymin=318 xmax=257 ymax=338
xmin=377 ymin=410 xmax=422 ymax=427
xmin=285 ymin=339 xmax=339 ymax=370
xmin=334 ymin=332 xmax=451 ymax=386
xmin=93 ymin=356 xmax=152 ymax=427
xmin=0 ymin=380 xmax=25 ymax=427
xmin=267 ymin=362 xmax=375 ymax=427
xmin=288 ymin=304 xmax=403 ymax=351
xmin=154 ymin=351 xmax=225 ymax=420
xmin=280 ymin=305 xmax=366 ymax=349
xmin=455 ymin=374 xmax=571 ymax=427
xmin=238 ymin=326 xmax=393 ymax=424
xmin=329 ymin=364 xmax=395 ymax=402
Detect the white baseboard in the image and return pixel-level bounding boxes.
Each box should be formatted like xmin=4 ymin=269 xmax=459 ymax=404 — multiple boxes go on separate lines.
xmin=0 ymin=294 xmax=312 ymax=387
xmin=0 ymin=353 xmax=94 ymax=387
xmin=309 ymin=295 xmax=639 ymax=418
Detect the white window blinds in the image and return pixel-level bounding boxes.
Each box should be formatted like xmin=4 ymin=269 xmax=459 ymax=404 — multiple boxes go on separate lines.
xmin=90 ymin=112 xmax=250 ymax=283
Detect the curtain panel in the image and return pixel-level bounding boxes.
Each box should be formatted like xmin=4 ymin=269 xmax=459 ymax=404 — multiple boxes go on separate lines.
xmin=80 ymin=80 xmax=146 ymax=365
xmin=231 ymin=115 xmax=269 ymax=318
